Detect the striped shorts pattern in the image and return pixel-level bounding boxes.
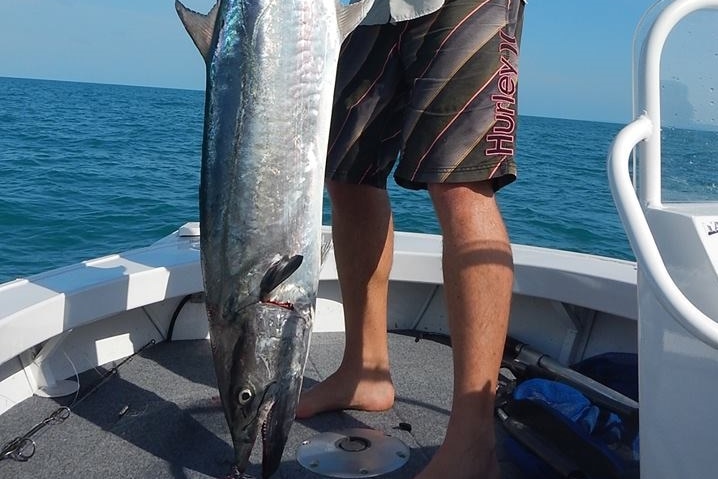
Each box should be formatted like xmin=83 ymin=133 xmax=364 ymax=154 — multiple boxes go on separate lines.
xmin=326 ymin=0 xmax=525 ymax=191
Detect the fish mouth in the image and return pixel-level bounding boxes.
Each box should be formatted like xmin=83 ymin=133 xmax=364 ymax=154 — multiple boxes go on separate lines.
xmin=257 ymin=384 xmax=278 ymax=441
xmin=227 ymin=381 xmax=279 ymax=473
xmin=260 ymin=387 xmax=301 ymax=478
xmin=229 ymin=400 xmax=285 ymax=478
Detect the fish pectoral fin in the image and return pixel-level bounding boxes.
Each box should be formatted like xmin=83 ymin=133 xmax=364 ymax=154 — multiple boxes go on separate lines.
xmin=335 ymin=0 xmax=376 ymax=41
xmin=259 ymin=255 xmax=304 ymax=299
xmin=175 ymin=0 xmax=219 ymax=61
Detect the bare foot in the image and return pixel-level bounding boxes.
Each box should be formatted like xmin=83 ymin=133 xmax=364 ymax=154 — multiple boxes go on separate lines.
xmin=415 ymin=391 xmax=500 ymax=479
xmin=414 ymin=435 xmax=500 ymax=479
xmin=296 ymin=367 xmax=395 ymax=418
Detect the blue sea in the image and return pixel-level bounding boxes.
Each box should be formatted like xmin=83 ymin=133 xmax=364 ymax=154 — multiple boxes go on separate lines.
xmin=1 ymin=76 xmax=717 ymax=284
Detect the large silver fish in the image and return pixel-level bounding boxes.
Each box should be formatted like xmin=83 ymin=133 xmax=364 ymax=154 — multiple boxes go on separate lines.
xmin=175 ymin=0 xmax=373 ymax=477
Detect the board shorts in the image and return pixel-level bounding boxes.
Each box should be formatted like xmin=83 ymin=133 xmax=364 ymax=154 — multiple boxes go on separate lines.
xmin=326 ymin=0 xmax=525 ymax=191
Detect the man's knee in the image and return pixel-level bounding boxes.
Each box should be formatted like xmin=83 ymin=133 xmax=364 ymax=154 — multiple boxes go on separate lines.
xmin=326 ymin=180 xmax=391 ymax=217
xmin=428 ymin=180 xmax=497 ymax=212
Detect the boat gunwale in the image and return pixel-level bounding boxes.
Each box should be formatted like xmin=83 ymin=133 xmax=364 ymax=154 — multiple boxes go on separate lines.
xmin=0 ymin=223 xmax=637 ymax=370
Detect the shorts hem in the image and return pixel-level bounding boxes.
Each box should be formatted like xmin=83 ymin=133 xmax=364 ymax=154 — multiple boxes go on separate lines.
xmin=395 ymin=169 xmax=517 ymax=192
xmin=326 ymin=170 xmax=389 ymax=190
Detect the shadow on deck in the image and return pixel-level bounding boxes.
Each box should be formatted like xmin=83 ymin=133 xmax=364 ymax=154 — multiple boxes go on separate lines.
xmin=0 ymin=333 xmax=524 ymax=479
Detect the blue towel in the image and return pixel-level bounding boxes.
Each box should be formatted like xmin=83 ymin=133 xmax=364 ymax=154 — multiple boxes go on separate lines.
xmin=513 ymin=378 xmax=624 ymax=444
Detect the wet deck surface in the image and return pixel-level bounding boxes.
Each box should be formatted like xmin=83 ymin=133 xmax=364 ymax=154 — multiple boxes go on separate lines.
xmin=0 ymin=333 xmax=524 ymax=479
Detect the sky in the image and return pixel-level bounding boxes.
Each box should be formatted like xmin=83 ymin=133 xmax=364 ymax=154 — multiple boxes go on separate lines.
xmin=0 ymin=0 xmax=709 ymax=125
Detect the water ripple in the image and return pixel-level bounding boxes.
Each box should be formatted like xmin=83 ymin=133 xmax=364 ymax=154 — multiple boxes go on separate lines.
xmin=2 ymin=78 xmax=717 ymax=282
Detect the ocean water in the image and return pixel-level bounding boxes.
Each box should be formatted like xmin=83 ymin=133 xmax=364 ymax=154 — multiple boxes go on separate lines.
xmin=1 ymin=76 xmax=717 ymax=284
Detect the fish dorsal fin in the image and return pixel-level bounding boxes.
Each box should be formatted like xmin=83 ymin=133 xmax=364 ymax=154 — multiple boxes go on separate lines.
xmin=335 ymin=0 xmax=376 ymax=41
xmin=260 ymin=255 xmax=304 ymax=299
xmin=175 ymin=0 xmax=219 ymax=61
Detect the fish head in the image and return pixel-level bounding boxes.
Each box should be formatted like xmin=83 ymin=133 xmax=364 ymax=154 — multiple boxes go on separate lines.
xmin=210 ymin=299 xmax=311 ymax=477
xmin=210 ymin=311 xmax=278 ymax=471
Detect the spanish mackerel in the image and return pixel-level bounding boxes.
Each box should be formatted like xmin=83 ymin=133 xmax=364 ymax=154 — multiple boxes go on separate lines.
xmin=175 ymin=0 xmax=374 ymax=477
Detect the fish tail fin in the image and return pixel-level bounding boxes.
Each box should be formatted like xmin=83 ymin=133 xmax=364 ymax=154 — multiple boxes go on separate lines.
xmin=175 ymin=0 xmax=219 ymax=61
xmin=335 ymin=0 xmax=376 ymax=41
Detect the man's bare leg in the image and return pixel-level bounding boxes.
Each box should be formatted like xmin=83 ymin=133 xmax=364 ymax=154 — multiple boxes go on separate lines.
xmin=414 ymin=181 xmax=513 ymax=479
xmin=295 ymin=181 xmax=395 ymax=418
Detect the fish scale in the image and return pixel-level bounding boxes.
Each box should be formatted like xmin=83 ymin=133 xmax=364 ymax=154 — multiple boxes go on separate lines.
xmin=175 ymin=0 xmax=374 ymax=477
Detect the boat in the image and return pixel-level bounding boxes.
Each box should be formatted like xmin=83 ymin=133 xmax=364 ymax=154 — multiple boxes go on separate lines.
xmin=0 ymin=0 xmax=716 ymax=477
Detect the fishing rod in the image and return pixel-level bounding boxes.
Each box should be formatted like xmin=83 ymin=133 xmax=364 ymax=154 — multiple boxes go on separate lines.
xmin=503 ymin=338 xmax=639 ymax=418
xmin=0 ymin=339 xmax=156 ymax=463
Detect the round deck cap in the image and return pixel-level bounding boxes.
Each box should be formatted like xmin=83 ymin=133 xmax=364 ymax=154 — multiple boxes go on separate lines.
xmin=296 ymin=428 xmax=409 ymax=478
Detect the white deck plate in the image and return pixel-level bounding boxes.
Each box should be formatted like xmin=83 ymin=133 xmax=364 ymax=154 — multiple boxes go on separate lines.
xmin=297 ymin=428 xmax=410 ymax=478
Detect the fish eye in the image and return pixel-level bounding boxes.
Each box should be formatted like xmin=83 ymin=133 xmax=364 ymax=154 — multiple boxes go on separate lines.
xmin=238 ymin=388 xmax=253 ymax=405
